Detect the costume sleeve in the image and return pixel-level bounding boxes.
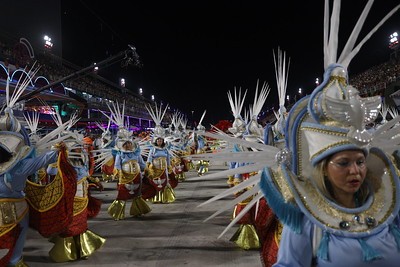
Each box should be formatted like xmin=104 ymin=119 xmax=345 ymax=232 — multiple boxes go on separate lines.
xmin=166 ymin=148 xmax=170 ymax=165
xmin=273 ymin=217 xmax=313 ymax=267
xmin=17 ymin=150 xmax=58 ymax=176
xmin=147 ymin=148 xmax=154 ymax=163
xmin=114 ymin=153 xmax=122 ymax=170
xmin=46 ymin=164 xmax=58 ymax=176
xmin=138 ymin=155 xmax=146 ymax=171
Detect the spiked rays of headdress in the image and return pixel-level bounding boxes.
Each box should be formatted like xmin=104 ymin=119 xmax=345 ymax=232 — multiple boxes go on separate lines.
xmin=99 ymin=100 xmax=126 ymax=129
xmin=324 ymin=0 xmax=400 ymax=70
xmin=244 ymin=80 xmax=270 ymax=142
xmin=227 ymin=87 xmax=247 ymax=137
xmin=0 ymin=63 xmax=40 ymax=134
xmin=272 ymin=47 xmax=290 ymax=142
xmin=146 ymin=102 xmax=169 ymax=139
xmin=196 ymin=110 xmax=207 ymax=132
xmin=185 ymin=129 xmax=280 ymax=237
xmin=187 ymin=0 xmax=400 ymax=240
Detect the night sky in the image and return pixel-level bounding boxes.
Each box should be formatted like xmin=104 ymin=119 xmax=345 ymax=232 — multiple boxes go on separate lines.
xmin=58 ymin=1 xmax=400 ymax=126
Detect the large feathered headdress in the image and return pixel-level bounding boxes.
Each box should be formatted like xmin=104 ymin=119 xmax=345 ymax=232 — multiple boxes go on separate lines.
xmin=146 ymin=102 xmax=169 ymax=141
xmin=100 ymin=100 xmax=133 ymax=151
xmin=189 ymin=0 xmax=400 ymax=248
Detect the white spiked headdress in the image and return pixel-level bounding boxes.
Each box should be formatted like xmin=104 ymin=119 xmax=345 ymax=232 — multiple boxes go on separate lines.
xmin=189 ymin=0 xmax=400 ymax=243
xmin=100 ymin=100 xmax=134 ymax=151
xmin=272 ymin=0 xmax=400 ymax=239
xmin=243 ymin=80 xmax=270 ymax=143
xmin=0 ymin=64 xmax=39 ymax=172
xmin=146 ymin=102 xmax=168 ymax=141
xmin=271 ymin=47 xmax=290 ymax=146
xmin=227 ymin=87 xmax=247 ymax=137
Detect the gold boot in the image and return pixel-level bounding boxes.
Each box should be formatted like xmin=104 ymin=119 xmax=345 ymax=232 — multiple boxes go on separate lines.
xmin=107 ymin=200 xmax=126 ymax=220
xmin=7 ymin=257 xmax=29 ymax=267
xmin=130 ymin=196 xmax=151 ymax=216
xmin=49 ymin=230 xmax=106 ymax=262
xmin=230 ymin=224 xmax=260 ymax=250
xmin=49 ymin=236 xmax=78 ymax=262
xmin=227 ymin=175 xmax=235 ymax=187
xmin=162 ymin=184 xmax=176 ymax=203
xmin=79 ymin=230 xmax=106 ymax=258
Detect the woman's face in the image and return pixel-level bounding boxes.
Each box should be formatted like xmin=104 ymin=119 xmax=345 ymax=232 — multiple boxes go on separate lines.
xmin=325 ymin=150 xmax=367 ymax=198
xmin=123 ymin=141 xmax=133 ymax=151
xmin=156 ymin=138 xmax=163 ymax=145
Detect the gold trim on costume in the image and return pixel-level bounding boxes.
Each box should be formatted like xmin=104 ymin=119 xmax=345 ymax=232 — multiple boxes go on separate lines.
xmin=25 ymin=172 xmax=64 ymax=212
xmin=0 ymin=198 xmax=28 ymax=231
xmin=120 ymin=160 xmax=140 ymax=183
xmin=73 ymin=178 xmax=89 ymax=215
xmin=286 ymin=151 xmax=394 ymax=233
xmin=152 ymin=157 xmax=167 ymax=170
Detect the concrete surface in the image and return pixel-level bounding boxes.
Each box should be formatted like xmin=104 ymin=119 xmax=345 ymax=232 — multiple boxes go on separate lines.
xmin=23 ymin=164 xmax=263 ymax=267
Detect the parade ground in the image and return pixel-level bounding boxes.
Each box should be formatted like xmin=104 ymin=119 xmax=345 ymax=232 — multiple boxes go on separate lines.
xmin=23 ymin=164 xmax=263 ymax=267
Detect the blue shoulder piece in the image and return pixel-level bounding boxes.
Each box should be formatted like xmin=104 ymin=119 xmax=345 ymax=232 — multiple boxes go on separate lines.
xmin=259 ymin=166 xmax=303 ymax=234
xmin=111 ymin=149 xmax=119 ymax=157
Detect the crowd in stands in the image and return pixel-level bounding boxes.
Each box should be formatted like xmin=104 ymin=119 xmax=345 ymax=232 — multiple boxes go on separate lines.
xmin=350 ymin=58 xmax=400 ymax=97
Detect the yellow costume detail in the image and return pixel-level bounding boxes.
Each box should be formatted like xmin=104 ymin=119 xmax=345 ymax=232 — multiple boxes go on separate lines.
xmin=107 ymin=200 xmax=126 ymax=220
xmin=230 ymin=224 xmax=260 ymax=250
xmin=151 ymin=184 xmax=176 ymax=204
xmin=49 ymin=229 xmax=106 ymax=262
xmin=25 ymin=171 xmax=65 ymax=212
xmin=0 ymin=199 xmax=28 ymax=237
xmin=129 ymin=196 xmax=152 ymax=216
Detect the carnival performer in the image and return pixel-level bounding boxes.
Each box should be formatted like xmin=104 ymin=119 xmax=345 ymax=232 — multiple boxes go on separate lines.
xmin=142 ymin=102 xmax=177 ymax=203
xmin=108 ymin=138 xmax=151 ymax=220
xmin=189 ymin=3 xmax=400 ymax=265
xmin=226 ymin=88 xmax=247 ymax=187
xmin=46 ymin=133 xmax=105 ymax=263
xmin=229 ymin=80 xmax=269 ymax=251
xmin=264 ymin=2 xmax=400 ymax=266
xmin=144 ymin=136 xmax=176 ymax=203
xmin=254 ymin=47 xmax=291 ymax=267
xmin=81 ymin=135 xmax=103 ymax=191
xmin=0 ymin=73 xmax=66 ymax=266
xmin=194 ymin=110 xmax=211 ymax=176
xmin=169 ymin=113 xmax=191 ymax=182
xmin=98 ymin=121 xmax=117 ymax=182
xmin=0 ymin=134 xmax=65 ymax=267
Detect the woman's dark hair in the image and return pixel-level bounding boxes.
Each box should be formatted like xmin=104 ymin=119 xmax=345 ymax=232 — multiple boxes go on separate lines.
xmin=0 ymin=146 xmax=13 ymax=164
xmin=153 ymin=137 xmax=165 ymax=147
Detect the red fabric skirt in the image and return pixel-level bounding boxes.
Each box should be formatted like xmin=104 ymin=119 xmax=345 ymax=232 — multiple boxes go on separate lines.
xmin=233 ymin=202 xmax=255 ymax=225
xmin=101 ymin=161 xmax=115 ymax=175
xmin=140 ymin=180 xmax=157 ymax=199
xmin=58 ymin=209 xmax=88 ymax=238
xmin=0 ymin=224 xmax=20 ymax=266
xmin=253 ymin=198 xmax=279 ymax=267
